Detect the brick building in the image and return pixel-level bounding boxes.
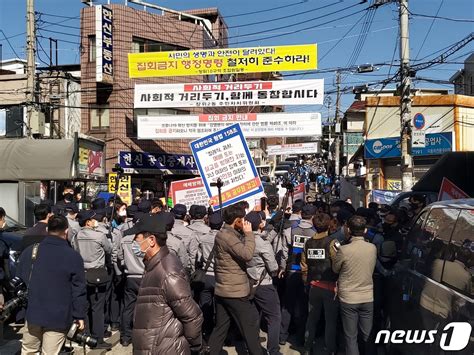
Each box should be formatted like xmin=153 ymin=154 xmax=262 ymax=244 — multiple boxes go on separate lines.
xmin=80 ymin=4 xmax=281 ymax=194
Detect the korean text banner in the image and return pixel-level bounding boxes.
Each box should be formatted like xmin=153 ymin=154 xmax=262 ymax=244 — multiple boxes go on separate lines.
xmin=129 ymin=44 xmax=317 ymax=78
xmin=108 ymin=173 xmax=132 ymax=206
xmin=170 ymin=177 xmax=209 ymax=210
xmin=267 ymin=142 xmax=319 ymax=156
xmin=190 ymin=123 xmax=263 ymax=210
xmin=119 ymin=151 xmax=198 ymax=174
xmin=134 ymin=79 xmax=324 ymax=108
xmin=137 ymin=112 xmax=322 ymax=140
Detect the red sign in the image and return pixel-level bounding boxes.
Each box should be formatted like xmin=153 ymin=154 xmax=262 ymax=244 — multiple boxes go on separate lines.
xmin=438 ymin=177 xmax=470 ymax=201
xmin=170 ymin=177 xmax=209 ymax=210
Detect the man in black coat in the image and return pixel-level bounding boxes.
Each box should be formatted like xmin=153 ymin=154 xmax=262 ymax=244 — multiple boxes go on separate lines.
xmin=21 ymin=203 xmax=53 ymax=252
xmin=17 ymin=215 xmax=87 ymax=354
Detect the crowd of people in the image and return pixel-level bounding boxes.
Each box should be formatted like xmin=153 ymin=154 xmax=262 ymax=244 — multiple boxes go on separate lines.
xmin=0 ymin=181 xmax=431 ymax=355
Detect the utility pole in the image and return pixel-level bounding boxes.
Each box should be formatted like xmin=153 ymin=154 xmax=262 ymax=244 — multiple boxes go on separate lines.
xmin=26 ymin=0 xmax=36 ymax=138
xmin=334 ymin=71 xmax=342 ymax=177
xmin=399 ymin=0 xmax=414 ymax=191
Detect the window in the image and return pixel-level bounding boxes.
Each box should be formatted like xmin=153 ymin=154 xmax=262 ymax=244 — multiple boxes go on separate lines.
xmin=131 ymin=37 xmax=188 ymax=53
xmin=413 ymin=208 xmax=460 ymax=276
xmin=88 ymin=35 xmax=96 ymax=62
xmin=440 ymin=209 xmax=473 ymax=296
xmin=90 ymin=104 xmax=109 ymax=130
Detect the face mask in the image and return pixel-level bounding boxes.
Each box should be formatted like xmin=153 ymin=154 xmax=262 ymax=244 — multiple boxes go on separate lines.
xmin=64 ymin=193 xmax=74 ymax=202
xmin=132 ymin=240 xmax=149 ymax=259
xmin=92 ymin=220 xmax=99 ymax=229
xmin=118 ymin=210 xmax=127 ymax=217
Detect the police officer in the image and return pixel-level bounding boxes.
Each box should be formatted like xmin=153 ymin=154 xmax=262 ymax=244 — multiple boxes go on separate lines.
xmin=245 ymin=211 xmax=281 ymax=355
xmin=117 ymin=220 xmax=145 ymax=347
xmin=65 ymin=202 xmax=80 ymax=245
xmin=75 ymin=210 xmax=113 ymax=350
xmin=189 ymin=211 xmax=222 ymax=340
xmin=280 ymin=203 xmax=316 ymax=346
xmin=301 ymin=212 xmax=339 ymax=355
xmin=187 ymin=204 xmax=213 ymax=268
xmin=160 ymin=210 xmax=190 ymax=271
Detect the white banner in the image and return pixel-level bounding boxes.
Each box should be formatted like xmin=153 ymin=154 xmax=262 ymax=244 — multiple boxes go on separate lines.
xmin=170 ymin=177 xmax=209 ymax=210
xmin=134 ymin=79 xmax=324 ymax=108
xmin=137 ymin=112 xmax=321 ymax=139
xmin=267 ymin=142 xmax=319 ymax=156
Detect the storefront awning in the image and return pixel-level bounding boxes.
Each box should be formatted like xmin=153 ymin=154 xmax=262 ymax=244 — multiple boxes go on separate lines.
xmin=412 ymin=152 xmax=474 ymax=197
xmin=0 ymin=139 xmax=75 ymax=180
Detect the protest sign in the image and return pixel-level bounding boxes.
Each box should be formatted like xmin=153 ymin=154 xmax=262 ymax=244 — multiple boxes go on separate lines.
xmin=438 ymin=177 xmax=470 ymax=201
xmin=129 ymin=44 xmax=317 ymax=78
xmin=170 ymin=177 xmax=209 ymax=210
xmin=190 ymin=123 xmax=263 ymax=210
xmin=134 ymin=79 xmax=324 ymax=108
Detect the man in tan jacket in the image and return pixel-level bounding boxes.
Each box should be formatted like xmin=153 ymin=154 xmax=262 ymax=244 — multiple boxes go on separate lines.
xmin=332 ymin=215 xmax=377 ymax=355
xmin=208 ymin=203 xmax=263 ymax=355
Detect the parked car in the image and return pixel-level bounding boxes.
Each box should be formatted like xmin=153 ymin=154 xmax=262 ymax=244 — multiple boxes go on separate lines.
xmin=386 ymin=199 xmax=473 ymax=354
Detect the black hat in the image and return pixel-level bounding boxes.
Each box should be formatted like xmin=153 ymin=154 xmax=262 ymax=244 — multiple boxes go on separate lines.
xmin=77 ymin=210 xmax=96 ymax=227
xmin=126 ymin=214 xmax=167 ymax=236
xmin=302 ymin=204 xmax=317 ymax=218
xmin=91 ymin=198 xmax=106 ymax=211
xmin=292 ymin=200 xmax=305 ymax=213
xmin=337 ymin=209 xmax=353 ymax=224
xmin=171 ymin=204 xmax=187 ymax=218
xmin=245 ymin=211 xmax=263 ymax=232
xmin=138 ymin=200 xmax=152 ymax=213
xmin=208 ymin=211 xmax=223 ymax=229
xmin=189 ymin=205 xmax=207 ymax=219
xmin=64 ymin=202 xmax=79 ymax=214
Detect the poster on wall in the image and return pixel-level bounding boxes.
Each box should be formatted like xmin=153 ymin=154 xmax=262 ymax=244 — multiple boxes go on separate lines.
xmin=267 ymin=142 xmax=319 ymax=156
xmin=170 ymin=177 xmax=209 ymax=210
xmin=190 ymin=123 xmax=263 ymax=210
xmin=129 ymin=44 xmax=317 ymax=78
xmin=137 ymin=112 xmax=322 ymax=139
xmin=134 ymin=79 xmax=324 ymax=108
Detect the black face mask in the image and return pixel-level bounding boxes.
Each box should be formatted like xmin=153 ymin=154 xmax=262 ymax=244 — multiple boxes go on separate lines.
xmin=64 ymin=193 xmax=74 ymax=202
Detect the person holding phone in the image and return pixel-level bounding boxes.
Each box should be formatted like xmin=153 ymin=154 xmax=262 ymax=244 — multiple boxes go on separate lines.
xmin=207 ymin=202 xmax=263 ymax=355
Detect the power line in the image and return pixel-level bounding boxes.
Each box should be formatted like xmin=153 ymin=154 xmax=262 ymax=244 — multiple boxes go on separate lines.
xmin=0 ymin=29 xmax=21 ymax=58
xmin=409 ymin=11 xmax=474 ymax=23
xmin=414 ymin=0 xmax=444 ymax=61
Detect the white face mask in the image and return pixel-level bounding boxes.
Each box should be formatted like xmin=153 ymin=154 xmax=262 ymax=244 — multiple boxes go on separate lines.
xmin=92 ymin=220 xmax=99 ymax=229
xmin=118 ymin=210 xmax=127 ymax=217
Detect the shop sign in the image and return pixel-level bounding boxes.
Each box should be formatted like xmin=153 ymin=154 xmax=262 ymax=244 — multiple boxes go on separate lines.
xmin=108 ymin=173 xmax=132 ymax=206
xmin=137 ymin=112 xmax=321 ymax=139
xmin=134 ymin=79 xmax=324 ymax=108
xmin=96 ymin=5 xmax=113 ymax=83
xmin=190 ymin=123 xmax=264 ymax=210
xmin=129 ymin=44 xmax=317 ymax=78
xmin=387 ymin=179 xmax=402 ymax=191
xmin=76 ymin=137 xmax=105 ymax=180
xmin=170 ymin=177 xmax=209 ymax=210
xmin=438 ymin=177 xmax=470 ymax=201
xmin=119 ymin=151 xmax=198 ymax=174
xmin=267 ymin=142 xmax=319 ymax=156
xmin=364 ymin=132 xmax=452 ymax=159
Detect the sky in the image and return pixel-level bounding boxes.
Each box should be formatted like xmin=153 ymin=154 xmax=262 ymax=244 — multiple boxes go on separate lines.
xmin=0 ymin=0 xmax=473 ymax=120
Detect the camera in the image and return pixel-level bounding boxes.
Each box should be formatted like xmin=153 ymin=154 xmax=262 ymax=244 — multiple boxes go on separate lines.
xmin=0 ymin=277 xmax=28 ymax=321
xmin=66 ymin=322 xmax=98 ymax=348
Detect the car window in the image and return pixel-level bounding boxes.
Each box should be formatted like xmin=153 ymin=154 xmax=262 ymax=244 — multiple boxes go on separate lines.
xmin=441 ymin=209 xmax=474 ymax=297
xmin=412 ymin=208 xmax=460 ymax=277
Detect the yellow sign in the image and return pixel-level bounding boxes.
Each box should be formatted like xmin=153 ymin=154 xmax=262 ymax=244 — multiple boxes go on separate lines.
xmin=108 ymin=173 xmax=132 ymax=206
xmin=128 ymin=44 xmax=317 ymax=78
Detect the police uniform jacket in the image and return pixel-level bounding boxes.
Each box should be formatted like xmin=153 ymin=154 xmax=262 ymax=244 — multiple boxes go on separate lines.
xmin=74 ymin=227 xmax=113 ymax=270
